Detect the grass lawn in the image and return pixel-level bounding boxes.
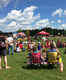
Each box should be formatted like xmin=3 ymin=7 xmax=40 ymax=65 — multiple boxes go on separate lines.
xmin=0 ymin=48 xmax=66 ymax=80
xmin=0 ymin=38 xmax=66 ymax=80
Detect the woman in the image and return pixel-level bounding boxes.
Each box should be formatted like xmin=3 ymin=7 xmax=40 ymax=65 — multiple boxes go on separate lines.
xmin=0 ymin=34 xmax=11 ymax=69
xmin=47 ymin=40 xmax=63 ymax=72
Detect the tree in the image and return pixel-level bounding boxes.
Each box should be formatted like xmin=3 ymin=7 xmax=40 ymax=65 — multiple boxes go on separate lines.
xmin=17 ymin=28 xmax=22 ymax=32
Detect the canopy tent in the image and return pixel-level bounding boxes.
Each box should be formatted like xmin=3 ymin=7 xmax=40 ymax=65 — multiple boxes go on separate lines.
xmin=15 ymin=32 xmax=26 ymax=41
xmin=37 ymin=31 xmax=50 ymax=35
xmin=17 ymin=32 xmax=26 ymax=37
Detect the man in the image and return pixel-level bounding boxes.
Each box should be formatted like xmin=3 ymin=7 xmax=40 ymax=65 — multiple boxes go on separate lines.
xmin=7 ymin=35 xmax=14 ymax=55
xmin=0 ymin=34 xmax=10 ymax=69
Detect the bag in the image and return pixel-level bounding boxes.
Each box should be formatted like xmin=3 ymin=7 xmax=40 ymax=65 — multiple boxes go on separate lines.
xmin=0 ymin=38 xmax=6 ymax=49
xmin=48 ymin=52 xmax=57 ymax=63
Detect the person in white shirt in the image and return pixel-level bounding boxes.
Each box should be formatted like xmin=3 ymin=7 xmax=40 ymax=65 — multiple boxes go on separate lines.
xmin=7 ymin=35 xmax=14 ymax=55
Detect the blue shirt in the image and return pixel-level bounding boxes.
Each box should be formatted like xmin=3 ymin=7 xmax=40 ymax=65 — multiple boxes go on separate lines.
xmin=48 ymin=49 xmax=56 ymax=52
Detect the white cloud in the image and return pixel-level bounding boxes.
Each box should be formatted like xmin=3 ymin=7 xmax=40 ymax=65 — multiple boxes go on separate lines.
xmin=23 ymin=6 xmax=37 ymax=13
xmin=64 ymin=10 xmax=66 ymax=15
xmin=51 ymin=8 xmax=66 ymax=30
xmin=0 ymin=6 xmax=41 ymax=32
xmin=1 ymin=5 xmax=66 ymax=32
xmin=52 ymin=8 xmax=63 ymax=17
xmin=7 ymin=10 xmax=22 ymax=20
xmin=52 ymin=8 xmax=66 ymax=17
xmin=4 ymin=21 xmax=20 ymax=32
xmin=7 ymin=21 xmax=16 ymax=28
xmin=34 ymin=19 xmax=50 ymax=29
xmin=57 ymin=19 xmax=62 ymax=23
xmin=61 ymin=24 xmax=66 ymax=29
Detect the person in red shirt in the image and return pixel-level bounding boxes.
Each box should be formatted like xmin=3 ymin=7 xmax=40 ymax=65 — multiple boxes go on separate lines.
xmin=45 ymin=40 xmax=50 ymax=48
xmin=19 ymin=42 xmax=23 ymax=49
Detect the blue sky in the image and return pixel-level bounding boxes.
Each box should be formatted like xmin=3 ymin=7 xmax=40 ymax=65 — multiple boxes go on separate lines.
xmin=0 ymin=0 xmax=66 ymax=32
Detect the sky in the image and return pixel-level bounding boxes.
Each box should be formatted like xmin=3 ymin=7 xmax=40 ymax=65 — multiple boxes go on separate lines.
xmin=0 ymin=0 xmax=66 ymax=32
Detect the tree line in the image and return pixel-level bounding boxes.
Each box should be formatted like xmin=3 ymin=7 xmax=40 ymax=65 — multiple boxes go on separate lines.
xmin=0 ymin=28 xmax=66 ymax=36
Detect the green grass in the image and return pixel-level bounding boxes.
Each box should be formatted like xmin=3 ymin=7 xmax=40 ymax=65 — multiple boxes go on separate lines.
xmin=0 ymin=37 xmax=66 ymax=80
xmin=0 ymin=49 xmax=66 ymax=80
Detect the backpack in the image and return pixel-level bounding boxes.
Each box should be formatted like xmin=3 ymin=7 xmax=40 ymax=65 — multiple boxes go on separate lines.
xmin=0 ymin=37 xmax=6 ymax=49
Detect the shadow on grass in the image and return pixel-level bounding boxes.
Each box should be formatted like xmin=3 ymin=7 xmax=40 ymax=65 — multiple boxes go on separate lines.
xmin=22 ymin=64 xmax=57 ymax=70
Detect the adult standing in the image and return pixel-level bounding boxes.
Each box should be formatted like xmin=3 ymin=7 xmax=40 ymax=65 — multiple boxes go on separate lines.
xmin=0 ymin=34 xmax=10 ymax=69
xmin=7 ymin=35 xmax=14 ymax=55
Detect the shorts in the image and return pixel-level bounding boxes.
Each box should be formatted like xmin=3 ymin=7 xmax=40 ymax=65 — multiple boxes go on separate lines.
xmin=28 ymin=53 xmax=32 ymax=56
xmin=0 ymin=49 xmax=7 ymax=56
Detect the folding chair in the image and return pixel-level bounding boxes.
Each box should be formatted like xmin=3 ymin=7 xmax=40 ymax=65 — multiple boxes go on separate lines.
xmin=32 ymin=52 xmax=41 ymax=65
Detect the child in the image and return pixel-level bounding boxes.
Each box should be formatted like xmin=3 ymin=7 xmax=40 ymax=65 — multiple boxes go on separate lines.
xmin=19 ymin=42 xmax=23 ymax=50
xmin=16 ymin=42 xmax=21 ymax=53
xmin=27 ymin=49 xmax=32 ymax=64
xmin=57 ymin=53 xmax=63 ymax=72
